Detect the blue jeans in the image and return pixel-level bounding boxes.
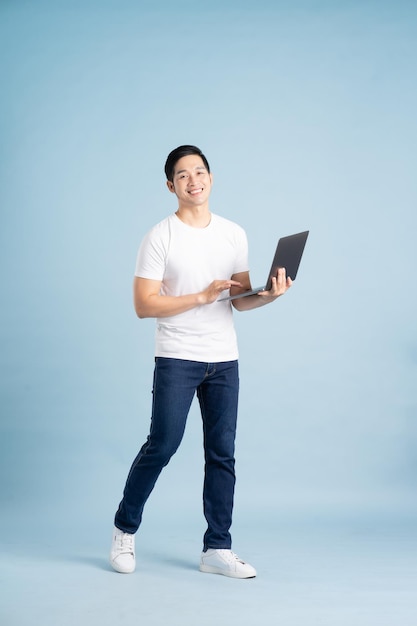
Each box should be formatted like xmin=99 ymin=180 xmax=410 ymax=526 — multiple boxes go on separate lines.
xmin=114 ymin=357 xmax=239 ymax=550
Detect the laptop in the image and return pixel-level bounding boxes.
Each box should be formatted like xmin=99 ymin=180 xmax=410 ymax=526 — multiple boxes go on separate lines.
xmin=218 ymin=230 xmax=309 ymax=301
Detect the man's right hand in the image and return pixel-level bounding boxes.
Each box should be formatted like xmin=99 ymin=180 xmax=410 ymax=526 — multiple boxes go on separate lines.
xmin=199 ymin=280 xmax=242 ymax=304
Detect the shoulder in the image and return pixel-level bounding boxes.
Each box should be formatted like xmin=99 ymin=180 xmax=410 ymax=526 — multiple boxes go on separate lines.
xmin=136 ymin=215 xmax=176 ymax=261
xmin=211 ymin=213 xmax=247 ymax=237
xmin=145 ymin=214 xmax=175 ymax=238
xmin=140 ymin=214 xmax=176 ymax=247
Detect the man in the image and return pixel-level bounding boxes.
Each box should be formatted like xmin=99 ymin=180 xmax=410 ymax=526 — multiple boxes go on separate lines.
xmin=110 ymin=145 xmax=292 ymax=578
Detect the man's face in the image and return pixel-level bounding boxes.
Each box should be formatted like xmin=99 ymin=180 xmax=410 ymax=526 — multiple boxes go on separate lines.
xmin=167 ymin=154 xmax=213 ymax=207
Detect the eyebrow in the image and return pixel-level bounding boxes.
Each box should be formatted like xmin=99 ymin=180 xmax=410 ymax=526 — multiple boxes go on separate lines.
xmin=175 ymin=166 xmax=207 ymax=176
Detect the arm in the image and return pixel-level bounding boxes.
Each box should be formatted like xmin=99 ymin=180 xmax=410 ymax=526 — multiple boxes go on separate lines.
xmin=230 ymin=268 xmax=292 ymax=312
xmin=133 ymin=276 xmax=243 ymax=319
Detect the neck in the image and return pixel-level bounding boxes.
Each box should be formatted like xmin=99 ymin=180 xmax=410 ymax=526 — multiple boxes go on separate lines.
xmin=175 ymin=206 xmax=211 ymax=228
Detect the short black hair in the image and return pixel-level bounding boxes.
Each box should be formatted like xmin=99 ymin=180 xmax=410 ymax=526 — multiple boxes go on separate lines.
xmin=164 ymin=145 xmax=210 ymax=182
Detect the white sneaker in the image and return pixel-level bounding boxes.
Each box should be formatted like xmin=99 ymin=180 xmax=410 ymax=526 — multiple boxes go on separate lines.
xmin=110 ymin=526 xmax=135 ymax=573
xmin=199 ymin=549 xmax=256 ymax=579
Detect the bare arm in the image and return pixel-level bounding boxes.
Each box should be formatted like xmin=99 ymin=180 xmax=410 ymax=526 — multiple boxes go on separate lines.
xmin=230 ymin=268 xmax=292 ymax=312
xmin=133 ymin=276 xmax=243 ymax=319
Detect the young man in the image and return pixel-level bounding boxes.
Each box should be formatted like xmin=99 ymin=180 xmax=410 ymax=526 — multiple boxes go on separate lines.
xmin=110 ymin=145 xmax=292 ymax=578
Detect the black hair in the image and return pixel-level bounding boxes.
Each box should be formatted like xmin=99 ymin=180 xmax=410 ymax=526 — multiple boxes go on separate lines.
xmin=164 ymin=145 xmax=210 ymax=182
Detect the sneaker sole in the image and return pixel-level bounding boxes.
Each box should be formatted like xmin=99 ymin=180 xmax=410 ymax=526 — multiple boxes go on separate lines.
xmin=110 ymin=558 xmax=136 ymax=574
xmin=199 ymin=564 xmax=256 ymax=579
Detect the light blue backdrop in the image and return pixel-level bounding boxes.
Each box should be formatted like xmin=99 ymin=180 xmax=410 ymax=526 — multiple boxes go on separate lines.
xmin=1 ymin=0 xmax=416 ymax=539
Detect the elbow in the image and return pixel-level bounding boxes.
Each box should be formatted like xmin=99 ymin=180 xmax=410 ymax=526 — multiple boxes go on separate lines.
xmin=133 ymin=290 xmax=158 ymax=318
xmin=134 ymin=302 xmax=149 ymax=319
xmin=232 ymin=298 xmax=253 ymax=312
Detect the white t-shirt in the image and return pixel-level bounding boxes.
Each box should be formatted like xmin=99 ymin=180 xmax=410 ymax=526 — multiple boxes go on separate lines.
xmin=135 ymin=212 xmax=249 ymax=362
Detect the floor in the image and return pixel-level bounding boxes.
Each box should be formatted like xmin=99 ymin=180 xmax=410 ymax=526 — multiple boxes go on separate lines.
xmin=2 ymin=508 xmax=416 ymax=626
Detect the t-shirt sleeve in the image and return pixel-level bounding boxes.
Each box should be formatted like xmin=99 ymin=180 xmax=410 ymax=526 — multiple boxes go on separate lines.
xmin=134 ymin=226 xmax=168 ymax=280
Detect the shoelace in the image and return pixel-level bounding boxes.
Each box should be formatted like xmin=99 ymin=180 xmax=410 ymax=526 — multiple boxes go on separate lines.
xmin=218 ymin=549 xmax=245 ymax=564
xmin=116 ymin=532 xmax=134 ymax=555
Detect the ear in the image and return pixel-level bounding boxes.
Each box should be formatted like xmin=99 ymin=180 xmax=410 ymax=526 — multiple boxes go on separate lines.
xmin=166 ymin=180 xmax=175 ymax=194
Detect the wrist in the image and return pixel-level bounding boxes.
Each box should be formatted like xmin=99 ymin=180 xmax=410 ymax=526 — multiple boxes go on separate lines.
xmin=195 ymin=292 xmax=206 ymax=306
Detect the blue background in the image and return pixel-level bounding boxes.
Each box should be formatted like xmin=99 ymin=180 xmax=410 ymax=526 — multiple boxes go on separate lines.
xmin=1 ymin=1 xmax=416 ymax=624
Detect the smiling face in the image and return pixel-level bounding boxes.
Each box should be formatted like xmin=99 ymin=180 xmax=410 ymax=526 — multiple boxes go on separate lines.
xmin=166 ymin=154 xmax=213 ymax=209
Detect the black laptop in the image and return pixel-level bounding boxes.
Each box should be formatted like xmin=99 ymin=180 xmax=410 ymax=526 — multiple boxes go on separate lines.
xmin=218 ymin=230 xmax=309 ymax=302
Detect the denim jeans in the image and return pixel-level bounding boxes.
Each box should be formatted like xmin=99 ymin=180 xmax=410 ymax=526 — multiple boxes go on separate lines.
xmin=114 ymin=357 xmax=239 ymax=550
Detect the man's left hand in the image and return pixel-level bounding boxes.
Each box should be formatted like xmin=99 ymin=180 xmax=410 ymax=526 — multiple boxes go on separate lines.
xmin=258 ymin=267 xmax=292 ymax=300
